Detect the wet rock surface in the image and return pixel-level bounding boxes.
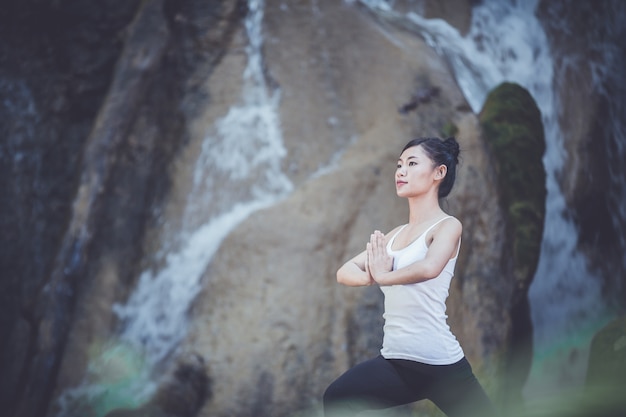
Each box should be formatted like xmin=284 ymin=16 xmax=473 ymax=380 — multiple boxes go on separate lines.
xmin=536 ymin=0 xmax=626 ymax=307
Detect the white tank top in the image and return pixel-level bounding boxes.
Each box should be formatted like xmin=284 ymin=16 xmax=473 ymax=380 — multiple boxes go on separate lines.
xmin=380 ymin=216 xmax=464 ymax=365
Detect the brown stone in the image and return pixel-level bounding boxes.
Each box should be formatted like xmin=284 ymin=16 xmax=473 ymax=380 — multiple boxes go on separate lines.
xmin=181 ymin=2 xmax=527 ymax=416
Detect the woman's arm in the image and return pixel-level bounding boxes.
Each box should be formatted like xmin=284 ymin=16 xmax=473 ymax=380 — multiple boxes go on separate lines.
xmin=368 ymin=218 xmax=462 ymax=286
xmin=336 ymin=249 xmax=372 ymax=287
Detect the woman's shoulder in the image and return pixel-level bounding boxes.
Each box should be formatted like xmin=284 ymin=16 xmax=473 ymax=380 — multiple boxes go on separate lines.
xmin=437 ymin=215 xmax=462 ymax=236
xmin=443 ymin=215 xmax=462 ymax=227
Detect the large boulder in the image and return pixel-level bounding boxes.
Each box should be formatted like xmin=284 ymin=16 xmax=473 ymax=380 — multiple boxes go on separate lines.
xmin=181 ymin=5 xmax=545 ymax=417
xmin=477 ymin=82 xmax=546 ymax=407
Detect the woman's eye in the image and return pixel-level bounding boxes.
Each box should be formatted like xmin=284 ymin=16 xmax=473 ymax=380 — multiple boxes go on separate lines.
xmin=408 ymin=161 xmax=417 ymax=166
xmin=396 ymin=164 xmax=402 ymax=169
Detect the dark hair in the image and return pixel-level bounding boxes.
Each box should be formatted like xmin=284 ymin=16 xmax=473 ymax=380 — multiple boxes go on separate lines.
xmin=401 ymin=136 xmax=460 ymax=198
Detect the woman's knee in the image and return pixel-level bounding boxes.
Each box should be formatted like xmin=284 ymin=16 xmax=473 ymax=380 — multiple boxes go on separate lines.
xmin=323 ymin=379 xmax=368 ymax=416
xmin=323 ymin=382 xmax=346 ymax=417
xmin=323 ymin=379 xmax=345 ymax=407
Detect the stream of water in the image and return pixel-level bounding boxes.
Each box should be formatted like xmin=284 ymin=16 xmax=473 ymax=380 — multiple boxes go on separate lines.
xmin=113 ymin=0 xmax=292 ymax=368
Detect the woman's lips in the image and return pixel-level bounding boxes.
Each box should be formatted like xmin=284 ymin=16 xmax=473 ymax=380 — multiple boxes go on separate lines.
xmin=396 ymin=181 xmax=407 ymax=187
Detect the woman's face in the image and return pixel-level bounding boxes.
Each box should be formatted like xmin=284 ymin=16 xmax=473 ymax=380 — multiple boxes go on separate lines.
xmin=395 ymin=145 xmax=441 ymax=198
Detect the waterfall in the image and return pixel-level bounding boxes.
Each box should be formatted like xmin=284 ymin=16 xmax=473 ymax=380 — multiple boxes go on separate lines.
xmin=113 ymin=0 xmax=292 ymax=366
xmin=56 ymin=0 xmax=292 ymax=415
xmin=358 ymin=0 xmax=616 ymax=401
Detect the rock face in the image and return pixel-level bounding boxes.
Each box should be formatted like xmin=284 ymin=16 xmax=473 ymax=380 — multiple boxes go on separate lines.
xmin=0 ymin=1 xmax=143 ymax=415
xmin=1 ymin=1 xmax=621 ymax=417
xmin=0 ymin=1 xmax=245 ymax=416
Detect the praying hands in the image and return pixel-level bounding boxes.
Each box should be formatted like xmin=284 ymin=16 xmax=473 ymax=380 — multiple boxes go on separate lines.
xmin=366 ymin=230 xmax=393 ymax=282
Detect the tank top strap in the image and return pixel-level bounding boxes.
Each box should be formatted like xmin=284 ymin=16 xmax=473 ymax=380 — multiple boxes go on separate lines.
xmin=425 ymin=216 xmax=461 ymax=259
xmin=422 ymin=216 xmax=453 ymax=238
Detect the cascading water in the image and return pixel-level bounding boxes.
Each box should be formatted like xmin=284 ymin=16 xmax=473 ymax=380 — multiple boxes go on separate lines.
xmin=113 ymin=0 xmax=292 ymax=367
xmin=358 ymin=0 xmax=617 ymax=401
xmin=56 ymin=0 xmax=292 ymax=415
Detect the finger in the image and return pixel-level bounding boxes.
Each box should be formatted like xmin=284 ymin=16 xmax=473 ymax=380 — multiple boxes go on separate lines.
xmin=374 ymin=232 xmax=390 ymax=268
xmin=375 ymin=230 xmax=385 ymax=253
xmin=371 ymin=234 xmax=380 ymax=258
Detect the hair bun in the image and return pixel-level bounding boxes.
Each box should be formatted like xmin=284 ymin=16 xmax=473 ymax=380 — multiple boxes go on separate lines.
xmin=443 ymin=137 xmax=460 ymax=161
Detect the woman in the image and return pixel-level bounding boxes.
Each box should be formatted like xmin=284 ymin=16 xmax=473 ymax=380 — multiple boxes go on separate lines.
xmin=323 ymin=137 xmax=496 ymax=417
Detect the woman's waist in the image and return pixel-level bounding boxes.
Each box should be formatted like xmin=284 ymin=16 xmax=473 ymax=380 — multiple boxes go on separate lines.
xmin=382 ymin=314 xmax=451 ymax=335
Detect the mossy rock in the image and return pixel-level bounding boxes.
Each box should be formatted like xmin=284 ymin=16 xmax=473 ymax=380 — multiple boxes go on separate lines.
xmin=479 ymin=82 xmax=547 ymax=286
xmin=581 ymin=316 xmax=626 ymax=417
xmin=587 ymin=316 xmax=626 ymax=387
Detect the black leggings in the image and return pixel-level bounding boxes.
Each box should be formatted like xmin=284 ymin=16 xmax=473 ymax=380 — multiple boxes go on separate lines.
xmin=323 ymin=355 xmax=497 ymax=417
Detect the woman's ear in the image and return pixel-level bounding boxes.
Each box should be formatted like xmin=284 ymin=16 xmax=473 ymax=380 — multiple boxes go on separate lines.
xmin=435 ymin=164 xmax=447 ymax=180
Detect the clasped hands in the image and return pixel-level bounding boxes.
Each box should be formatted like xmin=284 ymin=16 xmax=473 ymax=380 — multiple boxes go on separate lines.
xmin=366 ymin=230 xmax=393 ymax=284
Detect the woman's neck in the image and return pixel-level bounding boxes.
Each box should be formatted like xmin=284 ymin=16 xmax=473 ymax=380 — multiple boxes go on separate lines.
xmin=406 ymin=195 xmax=444 ymax=225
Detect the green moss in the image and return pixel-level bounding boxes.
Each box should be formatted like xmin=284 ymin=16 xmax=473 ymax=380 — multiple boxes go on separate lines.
xmin=509 ymin=200 xmax=544 ymax=274
xmin=479 ymin=82 xmax=546 ymax=287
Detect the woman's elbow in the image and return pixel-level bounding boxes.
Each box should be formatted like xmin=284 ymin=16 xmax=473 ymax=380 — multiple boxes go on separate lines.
xmin=336 ymin=268 xmax=349 ymax=285
xmin=336 ymin=265 xmax=366 ymax=286
xmin=421 ymin=262 xmax=443 ymax=280
xmin=336 ymin=270 xmax=343 ymax=284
